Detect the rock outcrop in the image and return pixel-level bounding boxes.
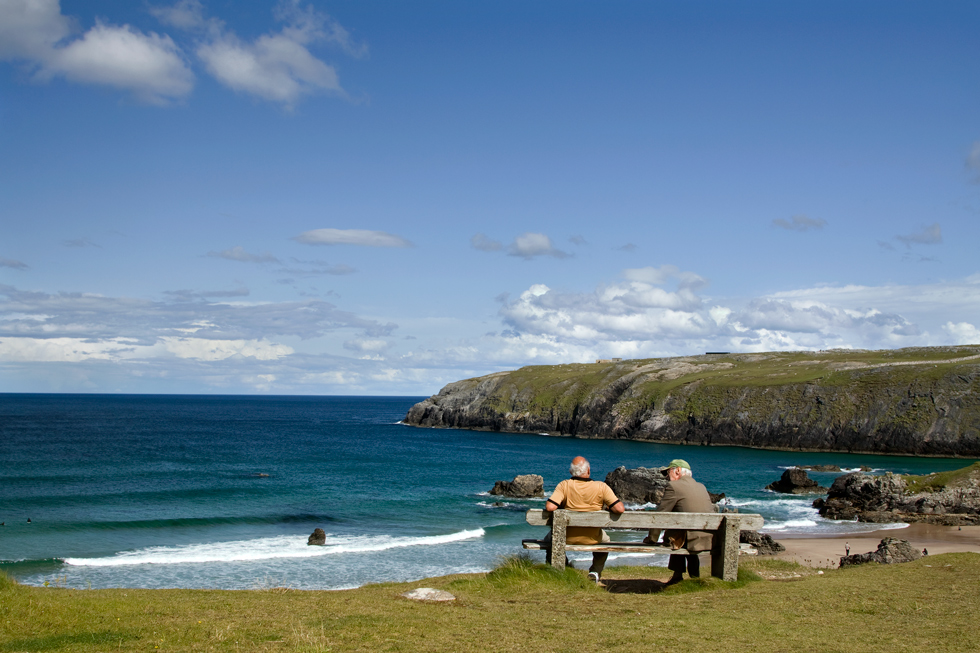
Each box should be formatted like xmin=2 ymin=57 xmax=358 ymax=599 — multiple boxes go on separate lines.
xmin=308 ymin=528 xmax=326 ymax=546
xmin=813 ymin=464 xmax=980 ymax=525
xmin=839 ymin=538 xmax=921 ymax=567
xmin=488 ymin=474 xmax=544 ymax=498
xmin=740 ymin=531 xmax=786 ymax=555
xmin=765 ymin=468 xmax=828 ymax=494
xmin=604 ymin=466 xmax=725 ymax=505
xmin=402 ymin=347 xmax=980 ymax=457
xmin=604 ymin=466 xmax=668 ymax=504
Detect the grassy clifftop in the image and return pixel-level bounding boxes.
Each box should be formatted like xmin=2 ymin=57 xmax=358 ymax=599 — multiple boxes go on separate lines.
xmin=404 ymin=346 xmax=980 ymax=456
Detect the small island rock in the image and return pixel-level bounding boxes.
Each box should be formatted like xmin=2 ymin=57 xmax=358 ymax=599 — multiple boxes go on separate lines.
xmin=766 ymin=468 xmax=828 ymax=494
xmin=489 ymin=474 xmax=544 ymax=498
xmin=307 ymin=528 xmax=326 ymax=546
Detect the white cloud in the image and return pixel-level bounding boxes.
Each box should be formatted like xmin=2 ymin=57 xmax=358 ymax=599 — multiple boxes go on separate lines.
xmin=0 ymin=0 xmax=193 ymax=103
xmin=343 ymin=338 xmax=390 ymax=354
xmin=293 ymin=229 xmax=413 ymax=248
xmin=493 ymin=270 xmax=980 ymax=360
xmin=968 ymin=141 xmax=980 ymax=181
xmin=193 ymin=0 xmax=358 ymax=106
xmin=207 ymin=246 xmax=280 ymax=263
xmin=162 ymin=336 xmax=293 ymax=361
xmin=150 ymin=0 xmax=207 ymax=31
xmin=896 ymin=223 xmax=942 ymax=247
xmin=471 ymin=233 xmax=502 ymax=252
xmin=942 ymin=321 xmax=980 ymax=344
xmin=772 ymin=214 xmax=826 ymax=232
xmin=508 ymin=233 xmax=569 ymax=259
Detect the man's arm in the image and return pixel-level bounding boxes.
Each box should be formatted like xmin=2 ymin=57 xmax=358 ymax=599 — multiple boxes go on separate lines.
xmin=545 ymin=481 xmax=565 ymax=512
xmin=608 ymin=500 xmax=625 ymax=514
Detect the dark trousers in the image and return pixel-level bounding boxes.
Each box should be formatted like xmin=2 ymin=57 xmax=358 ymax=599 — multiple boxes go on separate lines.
xmin=668 ymin=553 xmax=700 ymax=578
xmin=544 ymin=550 xmax=608 ymax=576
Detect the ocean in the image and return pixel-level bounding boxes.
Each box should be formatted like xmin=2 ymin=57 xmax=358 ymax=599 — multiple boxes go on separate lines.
xmin=0 ymin=394 xmax=972 ymax=590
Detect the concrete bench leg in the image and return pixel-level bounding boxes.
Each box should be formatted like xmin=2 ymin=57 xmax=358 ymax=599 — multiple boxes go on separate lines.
xmin=549 ymin=511 xmax=569 ymax=571
xmin=710 ymin=515 xmax=742 ymax=581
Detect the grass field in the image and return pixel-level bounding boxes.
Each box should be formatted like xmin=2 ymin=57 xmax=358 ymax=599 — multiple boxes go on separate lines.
xmin=2 ymin=553 xmax=977 ymax=652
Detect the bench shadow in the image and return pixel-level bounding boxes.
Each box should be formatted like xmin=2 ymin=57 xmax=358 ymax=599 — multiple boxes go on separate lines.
xmin=601 ymin=578 xmax=670 ymax=594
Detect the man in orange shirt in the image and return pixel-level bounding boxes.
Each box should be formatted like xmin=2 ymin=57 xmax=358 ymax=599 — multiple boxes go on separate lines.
xmin=546 ymin=456 xmax=625 ymax=583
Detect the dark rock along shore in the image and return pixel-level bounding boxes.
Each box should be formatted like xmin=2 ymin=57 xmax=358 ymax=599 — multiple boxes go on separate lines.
xmin=403 ymin=347 xmax=980 ymax=457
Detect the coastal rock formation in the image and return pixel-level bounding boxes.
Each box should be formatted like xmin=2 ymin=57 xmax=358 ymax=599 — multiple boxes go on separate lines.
xmin=799 ymin=464 xmax=842 ymax=472
xmin=740 ymin=531 xmax=785 ymax=555
xmin=604 ymin=466 xmax=668 ymax=504
xmin=813 ymin=464 xmax=980 ymax=525
xmin=604 ymin=466 xmax=725 ymax=505
xmin=402 ymin=347 xmax=980 ymax=457
xmin=488 ymin=474 xmax=544 ymax=498
xmin=308 ymin=528 xmax=326 ymax=546
xmin=839 ymin=538 xmax=921 ymax=567
xmin=765 ymin=468 xmax=828 ymax=494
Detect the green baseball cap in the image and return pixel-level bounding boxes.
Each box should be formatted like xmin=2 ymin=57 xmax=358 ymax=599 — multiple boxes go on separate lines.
xmin=662 ymin=459 xmax=691 ymax=475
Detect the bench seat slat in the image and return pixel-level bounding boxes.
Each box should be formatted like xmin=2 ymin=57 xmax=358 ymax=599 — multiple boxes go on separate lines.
xmin=521 ymin=539 xmax=690 ymax=555
xmin=525 ymin=509 xmax=762 ymax=530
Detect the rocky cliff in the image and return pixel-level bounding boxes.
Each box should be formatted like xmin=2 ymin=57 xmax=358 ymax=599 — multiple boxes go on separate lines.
xmin=404 ymin=346 xmax=980 ymax=456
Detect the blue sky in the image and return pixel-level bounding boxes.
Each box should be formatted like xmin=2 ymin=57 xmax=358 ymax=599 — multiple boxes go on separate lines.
xmin=2 ymin=0 xmax=979 ymax=395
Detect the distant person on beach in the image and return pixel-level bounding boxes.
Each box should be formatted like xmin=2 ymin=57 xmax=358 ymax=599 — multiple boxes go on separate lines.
xmin=545 ymin=456 xmax=624 ymax=583
xmin=645 ymin=459 xmax=715 ymax=585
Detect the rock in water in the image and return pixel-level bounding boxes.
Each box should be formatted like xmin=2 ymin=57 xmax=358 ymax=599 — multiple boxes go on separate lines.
xmin=604 ymin=466 xmax=668 ymax=504
xmin=604 ymin=466 xmax=725 ymax=505
xmin=765 ymin=468 xmax=828 ymax=494
xmin=402 ymin=588 xmax=455 ymax=601
xmin=307 ymin=528 xmax=326 ymax=546
xmin=488 ymin=474 xmax=544 ymax=498
xmin=799 ymin=464 xmax=841 ymax=472
xmin=839 ymin=538 xmax=921 ymax=567
xmin=740 ymin=530 xmax=786 ymax=555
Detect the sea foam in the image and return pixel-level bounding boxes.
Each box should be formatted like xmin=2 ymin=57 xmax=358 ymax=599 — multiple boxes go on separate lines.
xmin=64 ymin=529 xmax=484 ymax=567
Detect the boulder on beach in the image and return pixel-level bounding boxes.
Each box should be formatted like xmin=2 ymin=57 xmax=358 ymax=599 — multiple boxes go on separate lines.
xmin=307 ymin=528 xmax=326 ymax=546
xmin=766 ymin=468 xmax=828 ymax=494
xmin=489 ymin=474 xmax=544 ymax=498
xmin=740 ymin=530 xmax=786 ymax=555
xmin=839 ymin=537 xmax=921 ymax=567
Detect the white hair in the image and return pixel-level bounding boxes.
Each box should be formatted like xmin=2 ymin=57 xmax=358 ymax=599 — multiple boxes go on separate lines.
xmin=675 ymin=467 xmax=692 ymax=477
xmin=570 ymin=459 xmax=590 ymax=477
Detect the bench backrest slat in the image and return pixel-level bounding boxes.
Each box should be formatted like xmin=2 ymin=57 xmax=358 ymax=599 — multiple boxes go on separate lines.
xmin=525 ymin=509 xmax=763 ymax=531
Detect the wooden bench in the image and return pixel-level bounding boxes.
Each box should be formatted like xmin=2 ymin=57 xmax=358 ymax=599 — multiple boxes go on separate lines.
xmin=523 ymin=509 xmax=764 ymax=581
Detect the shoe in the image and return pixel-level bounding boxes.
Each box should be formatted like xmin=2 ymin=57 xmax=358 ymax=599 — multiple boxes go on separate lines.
xmin=588 ymin=572 xmax=600 ymax=584
xmin=664 ymin=575 xmax=683 ymax=586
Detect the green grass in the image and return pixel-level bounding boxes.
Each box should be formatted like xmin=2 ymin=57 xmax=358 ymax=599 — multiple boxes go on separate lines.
xmin=903 ymin=462 xmax=980 ymax=493
xmin=2 ymin=555 xmax=978 ymax=652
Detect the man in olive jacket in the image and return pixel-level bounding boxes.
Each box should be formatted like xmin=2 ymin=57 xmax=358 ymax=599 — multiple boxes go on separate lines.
xmin=646 ymin=459 xmax=714 ymax=584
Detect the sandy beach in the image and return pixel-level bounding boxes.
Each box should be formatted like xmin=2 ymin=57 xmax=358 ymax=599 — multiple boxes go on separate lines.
xmin=770 ymin=524 xmax=980 ymax=568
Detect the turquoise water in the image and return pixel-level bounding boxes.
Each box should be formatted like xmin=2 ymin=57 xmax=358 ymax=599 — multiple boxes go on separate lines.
xmin=1 ymin=394 xmax=974 ymax=590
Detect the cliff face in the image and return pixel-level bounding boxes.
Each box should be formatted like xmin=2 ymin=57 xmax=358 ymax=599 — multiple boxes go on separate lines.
xmin=403 ymin=347 xmax=980 ymax=457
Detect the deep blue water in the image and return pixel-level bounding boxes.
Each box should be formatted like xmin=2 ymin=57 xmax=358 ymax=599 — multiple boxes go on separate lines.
xmin=1 ymin=393 xmax=975 ymax=589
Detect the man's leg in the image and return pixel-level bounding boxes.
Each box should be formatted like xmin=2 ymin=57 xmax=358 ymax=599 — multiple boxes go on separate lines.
xmin=589 ymin=552 xmax=608 ymax=576
xmin=666 ymin=554 xmax=685 ymax=583
xmin=687 ymin=553 xmax=700 ymax=578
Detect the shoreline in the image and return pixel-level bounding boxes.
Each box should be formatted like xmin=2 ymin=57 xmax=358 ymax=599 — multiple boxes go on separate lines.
xmin=770 ymin=524 xmax=980 ymax=568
